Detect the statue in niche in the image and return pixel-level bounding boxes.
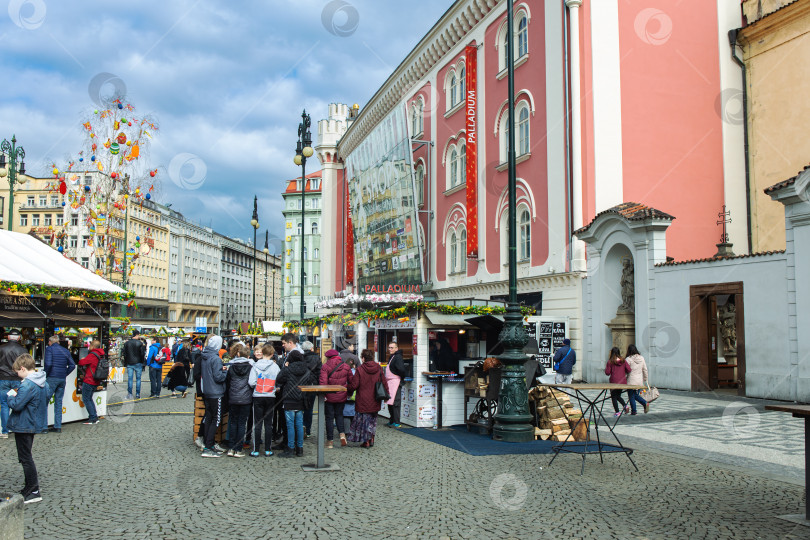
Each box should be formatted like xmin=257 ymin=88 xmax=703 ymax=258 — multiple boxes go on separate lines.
xmin=718 ymin=302 xmax=737 ymax=354
xmin=618 ymin=258 xmax=635 ymax=314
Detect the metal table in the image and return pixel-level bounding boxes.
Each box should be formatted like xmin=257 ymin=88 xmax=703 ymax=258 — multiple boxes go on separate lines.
xmin=299 ymin=385 xmax=346 ymax=472
xmin=765 ymin=404 xmax=810 ymax=525
xmin=538 ymin=383 xmax=645 ymax=475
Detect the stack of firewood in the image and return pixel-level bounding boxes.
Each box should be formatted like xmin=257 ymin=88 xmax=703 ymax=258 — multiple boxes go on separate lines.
xmin=528 ymin=386 xmax=589 ymax=442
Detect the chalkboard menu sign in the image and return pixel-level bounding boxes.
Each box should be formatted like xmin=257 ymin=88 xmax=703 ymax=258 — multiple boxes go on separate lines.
xmin=525 ymin=317 xmax=569 ymax=370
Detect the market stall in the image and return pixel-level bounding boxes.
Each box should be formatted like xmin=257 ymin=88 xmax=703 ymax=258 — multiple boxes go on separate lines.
xmin=0 ymin=230 xmax=132 ymax=425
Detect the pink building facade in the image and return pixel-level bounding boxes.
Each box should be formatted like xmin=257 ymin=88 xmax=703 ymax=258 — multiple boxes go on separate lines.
xmin=317 ymin=0 xmax=747 ymax=366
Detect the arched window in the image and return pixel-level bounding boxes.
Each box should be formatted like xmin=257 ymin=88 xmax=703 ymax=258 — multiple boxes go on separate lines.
xmin=411 ymin=99 xmax=423 ymax=137
xmin=519 ymin=208 xmax=531 ymax=260
xmin=500 ymin=113 xmax=510 ymax=163
xmin=449 ymin=231 xmax=457 ymax=274
xmin=518 ymin=104 xmax=530 ymax=156
xmin=297 ymin=222 xmax=302 ymax=235
xmin=459 ymin=66 xmax=465 ymax=105
xmin=460 ymin=229 xmax=467 ymax=272
xmin=517 ymin=15 xmax=528 ymax=58
xmin=460 ymin=144 xmax=466 ymax=185
xmin=311 ymin=222 xmax=318 ymax=235
xmin=450 ymin=71 xmax=459 ymax=108
xmin=450 ymin=146 xmax=459 ymax=188
xmin=415 ymin=163 xmax=424 ymax=207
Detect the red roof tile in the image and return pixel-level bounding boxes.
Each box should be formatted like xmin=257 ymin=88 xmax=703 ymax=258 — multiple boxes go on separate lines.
xmin=575 ymin=202 xmax=675 ymax=235
xmin=764 ymin=164 xmax=810 ymax=195
xmin=655 ymin=250 xmax=785 ymax=267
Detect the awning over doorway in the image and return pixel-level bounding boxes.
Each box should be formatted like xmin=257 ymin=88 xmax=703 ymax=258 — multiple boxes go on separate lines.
xmin=424 ymin=312 xmax=473 ymax=327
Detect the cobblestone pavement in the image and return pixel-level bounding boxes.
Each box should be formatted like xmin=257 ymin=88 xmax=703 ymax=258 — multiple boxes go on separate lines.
xmin=1 ymin=382 xmax=807 ymax=539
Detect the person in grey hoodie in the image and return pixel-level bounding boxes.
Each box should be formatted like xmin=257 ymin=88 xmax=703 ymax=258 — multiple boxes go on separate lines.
xmin=248 ymin=343 xmax=281 ymax=456
xmin=200 ymin=335 xmax=228 ymax=457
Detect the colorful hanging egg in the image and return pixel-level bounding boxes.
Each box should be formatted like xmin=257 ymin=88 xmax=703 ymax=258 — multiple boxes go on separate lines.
xmin=118 ymin=103 xmax=123 ymax=109
xmin=58 ymin=246 xmax=64 ymax=253
xmin=59 ymin=182 xmax=67 ymax=195
xmin=52 ymin=167 xmax=59 ymax=176
xmin=84 ymin=185 xmax=91 ymax=192
xmin=149 ymin=169 xmax=156 ymax=177
xmin=91 ymin=155 xmax=96 ymax=161
xmin=117 ymin=132 xmax=127 ymax=145
xmin=145 ymin=193 xmax=151 ymax=200
xmin=131 ymin=145 xmax=139 ymax=158
xmin=110 ymin=143 xmax=120 ymax=155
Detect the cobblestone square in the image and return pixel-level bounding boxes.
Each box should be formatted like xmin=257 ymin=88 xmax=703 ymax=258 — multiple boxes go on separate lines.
xmin=1 ymin=386 xmax=807 ymax=539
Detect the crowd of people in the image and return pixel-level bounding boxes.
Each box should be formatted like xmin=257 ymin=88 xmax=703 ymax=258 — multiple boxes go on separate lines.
xmin=191 ymin=332 xmax=400 ymax=458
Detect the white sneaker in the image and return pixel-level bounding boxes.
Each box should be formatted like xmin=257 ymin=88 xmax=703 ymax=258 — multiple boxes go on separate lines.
xmin=194 ymin=436 xmax=204 ymax=450
xmin=226 ymin=449 xmax=235 ymax=457
xmin=0 ymin=433 xmax=7 ymax=439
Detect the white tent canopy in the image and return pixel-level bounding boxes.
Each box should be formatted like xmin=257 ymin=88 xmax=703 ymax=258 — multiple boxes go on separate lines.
xmin=0 ymin=230 xmax=127 ymax=295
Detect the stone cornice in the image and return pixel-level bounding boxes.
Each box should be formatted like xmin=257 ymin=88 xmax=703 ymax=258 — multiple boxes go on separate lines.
xmin=338 ymin=0 xmax=501 ymax=157
xmin=432 ymin=272 xmax=585 ymax=300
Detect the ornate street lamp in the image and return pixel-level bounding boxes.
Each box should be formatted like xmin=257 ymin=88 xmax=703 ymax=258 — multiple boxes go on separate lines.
xmin=494 ymin=0 xmax=534 ymax=442
xmin=0 ymin=135 xmax=27 ymax=231
xmin=294 ymin=109 xmax=314 ymax=332
xmin=263 ymin=229 xmax=269 ymax=321
xmin=251 ymin=195 xmax=260 ymax=325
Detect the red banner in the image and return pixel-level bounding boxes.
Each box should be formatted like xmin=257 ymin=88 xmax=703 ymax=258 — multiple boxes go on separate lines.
xmin=465 ymin=44 xmax=478 ymax=260
xmin=345 ymin=170 xmax=354 ymax=285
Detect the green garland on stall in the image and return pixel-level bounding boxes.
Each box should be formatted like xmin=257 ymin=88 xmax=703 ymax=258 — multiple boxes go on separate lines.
xmin=283 ymin=301 xmax=537 ymax=333
xmin=0 ymin=280 xmax=135 ymax=302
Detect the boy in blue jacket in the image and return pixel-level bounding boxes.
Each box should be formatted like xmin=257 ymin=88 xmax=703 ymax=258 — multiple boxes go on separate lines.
xmin=7 ymin=354 xmax=48 ymax=504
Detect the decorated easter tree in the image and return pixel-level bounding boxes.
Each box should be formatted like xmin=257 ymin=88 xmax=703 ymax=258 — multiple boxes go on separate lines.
xmin=52 ymin=99 xmax=160 ymax=288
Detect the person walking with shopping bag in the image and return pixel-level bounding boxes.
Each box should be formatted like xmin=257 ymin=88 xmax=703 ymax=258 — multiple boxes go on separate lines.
xmin=625 ymin=344 xmax=650 ymax=415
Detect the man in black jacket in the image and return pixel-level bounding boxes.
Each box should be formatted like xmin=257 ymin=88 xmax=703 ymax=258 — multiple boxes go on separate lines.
xmin=276 ymin=350 xmax=315 ymax=457
xmin=301 ymin=341 xmax=321 ymax=437
xmin=0 ymin=329 xmax=27 ymax=438
xmin=121 ymin=330 xmax=146 ymax=399
xmin=386 ymin=342 xmax=407 ymax=428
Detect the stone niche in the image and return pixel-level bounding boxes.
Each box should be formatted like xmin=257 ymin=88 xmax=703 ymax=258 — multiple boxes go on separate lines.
xmin=605 ymin=250 xmax=635 ymax=353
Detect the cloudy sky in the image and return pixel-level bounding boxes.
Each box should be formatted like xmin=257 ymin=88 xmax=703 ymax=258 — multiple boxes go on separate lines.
xmin=0 ymin=0 xmax=453 ymax=246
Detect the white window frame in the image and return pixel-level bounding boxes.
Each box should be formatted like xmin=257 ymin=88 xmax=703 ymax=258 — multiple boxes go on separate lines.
xmin=519 ymin=206 xmax=531 ymax=261
xmin=517 ymin=102 xmax=530 ymax=156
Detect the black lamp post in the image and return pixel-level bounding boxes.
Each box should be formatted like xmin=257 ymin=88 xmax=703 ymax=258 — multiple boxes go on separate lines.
xmin=0 ymin=135 xmax=26 ymax=231
xmin=263 ymin=229 xmax=269 ymax=321
xmin=251 ymin=195 xmax=259 ymax=326
xmin=294 ymin=109 xmax=313 ymax=331
xmin=493 ymin=0 xmax=534 ymax=442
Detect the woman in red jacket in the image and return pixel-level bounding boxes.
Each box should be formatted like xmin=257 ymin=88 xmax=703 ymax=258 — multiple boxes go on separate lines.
xmin=347 ymin=349 xmax=383 ymax=448
xmin=604 ymin=347 xmax=631 ymax=417
xmin=319 ymin=349 xmax=352 ymax=448
xmin=78 ymin=340 xmax=104 ymax=425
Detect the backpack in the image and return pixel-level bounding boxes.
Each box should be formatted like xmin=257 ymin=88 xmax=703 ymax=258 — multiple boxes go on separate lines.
xmin=155 ymin=347 xmax=166 ymax=363
xmin=93 ymin=352 xmax=110 ymax=382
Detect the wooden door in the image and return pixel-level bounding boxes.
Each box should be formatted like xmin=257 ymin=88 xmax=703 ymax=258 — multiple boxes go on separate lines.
xmin=690 ymin=293 xmax=710 ymax=391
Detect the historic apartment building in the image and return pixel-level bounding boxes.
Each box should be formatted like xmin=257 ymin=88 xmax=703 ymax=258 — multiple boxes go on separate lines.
xmin=280 ymin=170 xmax=322 ymax=321
xmin=167 ymin=211 xmax=220 ymax=334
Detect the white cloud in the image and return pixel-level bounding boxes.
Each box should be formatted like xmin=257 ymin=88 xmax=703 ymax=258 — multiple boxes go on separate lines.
xmin=0 ymin=0 xmax=455 ymax=238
